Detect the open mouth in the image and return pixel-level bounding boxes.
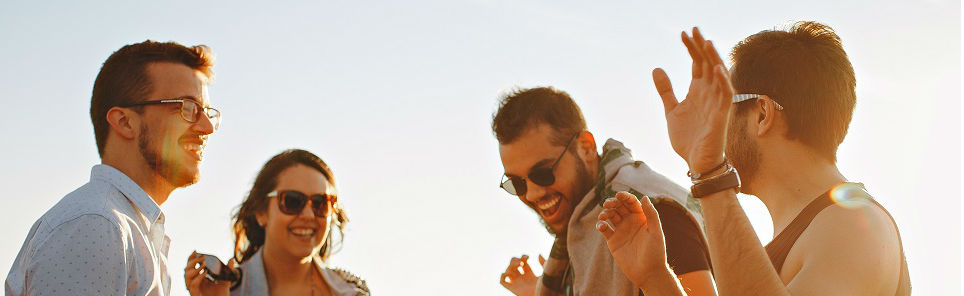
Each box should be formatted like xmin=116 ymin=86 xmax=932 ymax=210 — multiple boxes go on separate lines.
xmin=181 ymin=142 xmax=205 ymax=160
xmin=537 ymin=194 xmax=562 ymax=218
xmin=289 ymin=227 xmax=317 ymax=239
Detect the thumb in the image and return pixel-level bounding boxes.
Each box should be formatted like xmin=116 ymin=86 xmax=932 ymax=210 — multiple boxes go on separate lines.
xmin=638 ymin=196 xmax=662 ymax=230
xmin=538 ymin=254 xmax=547 ymax=267
xmin=652 ymin=68 xmax=678 ymax=115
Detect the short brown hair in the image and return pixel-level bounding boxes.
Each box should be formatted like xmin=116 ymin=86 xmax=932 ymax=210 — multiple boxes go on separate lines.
xmin=729 ymin=21 xmax=856 ymax=163
xmin=90 ymin=40 xmax=215 ymax=157
xmin=492 ymin=87 xmax=587 ymax=146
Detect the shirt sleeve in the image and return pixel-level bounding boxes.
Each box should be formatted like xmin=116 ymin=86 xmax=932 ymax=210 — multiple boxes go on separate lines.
xmin=27 ymin=214 xmax=128 ymax=295
xmin=651 ymin=197 xmax=712 ymax=275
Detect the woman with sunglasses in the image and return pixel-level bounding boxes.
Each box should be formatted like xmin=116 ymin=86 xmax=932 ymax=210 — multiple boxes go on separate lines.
xmin=184 ymin=149 xmax=369 ymax=296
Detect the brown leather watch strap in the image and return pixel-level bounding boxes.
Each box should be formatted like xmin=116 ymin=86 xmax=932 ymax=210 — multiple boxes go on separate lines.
xmin=691 ymin=167 xmax=741 ymax=198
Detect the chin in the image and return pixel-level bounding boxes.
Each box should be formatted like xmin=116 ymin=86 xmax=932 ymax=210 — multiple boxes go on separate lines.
xmin=166 ymin=161 xmax=201 ymax=187
xmin=287 ymin=246 xmax=319 ymax=260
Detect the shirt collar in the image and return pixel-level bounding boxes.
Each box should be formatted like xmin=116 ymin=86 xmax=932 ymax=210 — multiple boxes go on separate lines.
xmin=91 ymin=164 xmax=163 ymax=224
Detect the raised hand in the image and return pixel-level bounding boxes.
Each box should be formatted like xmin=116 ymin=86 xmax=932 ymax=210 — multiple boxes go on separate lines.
xmin=596 ymin=192 xmax=669 ymax=288
xmin=655 ymin=27 xmax=736 ymax=173
xmin=500 ymin=254 xmax=544 ymax=296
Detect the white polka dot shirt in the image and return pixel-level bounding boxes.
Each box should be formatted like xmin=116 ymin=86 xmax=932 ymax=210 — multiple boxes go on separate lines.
xmin=5 ymin=165 xmax=172 ymax=295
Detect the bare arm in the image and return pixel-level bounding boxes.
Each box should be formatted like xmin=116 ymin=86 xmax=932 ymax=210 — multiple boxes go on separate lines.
xmin=655 ymin=27 xmax=903 ymax=296
xmin=699 ymin=190 xmax=788 ymax=295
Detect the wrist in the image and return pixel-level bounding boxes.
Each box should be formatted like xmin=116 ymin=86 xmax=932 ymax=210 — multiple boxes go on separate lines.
xmin=688 ymin=155 xmax=726 ymax=177
xmin=636 ymin=264 xmax=676 ymax=293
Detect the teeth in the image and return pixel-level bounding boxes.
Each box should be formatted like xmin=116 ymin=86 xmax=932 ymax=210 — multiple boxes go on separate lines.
xmin=183 ymin=144 xmax=203 ymax=152
xmin=290 ymin=228 xmax=316 ymax=237
xmin=538 ymin=196 xmax=560 ymax=210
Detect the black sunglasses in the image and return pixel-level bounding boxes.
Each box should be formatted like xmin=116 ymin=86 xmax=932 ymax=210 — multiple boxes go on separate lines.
xmin=500 ymin=133 xmax=579 ymax=196
xmin=266 ymin=190 xmax=337 ymax=217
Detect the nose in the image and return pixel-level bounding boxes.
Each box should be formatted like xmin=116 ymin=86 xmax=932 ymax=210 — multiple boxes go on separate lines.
xmin=524 ymin=179 xmax=547 ymax=204
xmin=193 ymin=112 xmax=216 ymax=135
xmin=298 ymin=200 xmax=317 ymax=218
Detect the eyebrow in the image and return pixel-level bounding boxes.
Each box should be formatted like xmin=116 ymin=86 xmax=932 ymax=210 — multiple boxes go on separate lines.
xmin=506 ymin=157 xmax=555 ymax=178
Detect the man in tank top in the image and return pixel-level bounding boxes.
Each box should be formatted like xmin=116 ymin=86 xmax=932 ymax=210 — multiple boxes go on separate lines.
xmin=596 ymin=22 xmax=909 ymax=295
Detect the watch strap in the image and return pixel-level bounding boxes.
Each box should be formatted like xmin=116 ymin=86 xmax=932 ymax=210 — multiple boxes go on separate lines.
xmin=691 ymin=167 xmax=741 ymax=198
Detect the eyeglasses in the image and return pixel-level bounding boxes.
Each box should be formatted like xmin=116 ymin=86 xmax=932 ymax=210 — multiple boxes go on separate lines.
xmin=732 ymin=94 xmax=784 ymax=111
xmin=266 ymin=190 xmax=337 ymax=217
xmin=500 ymin=133 xmax=579 ymax=196
xmin=121 ymin=97 xmax=221 ymax=130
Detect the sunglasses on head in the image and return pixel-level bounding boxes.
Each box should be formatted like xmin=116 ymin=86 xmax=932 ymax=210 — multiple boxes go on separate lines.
xmin=266 ymin=190 xmax=337 ymax=217
xmin=500 ymin=133 xmax=579 ymax=196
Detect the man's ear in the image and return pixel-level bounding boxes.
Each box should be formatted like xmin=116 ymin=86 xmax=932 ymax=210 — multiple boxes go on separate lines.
xmin=105 ymin=106 xmax=138 ymax=140
xmin=756 ymin=96 xmax=778 ymax=137
xmin=576 ymin=131 xmax=597 ymax=160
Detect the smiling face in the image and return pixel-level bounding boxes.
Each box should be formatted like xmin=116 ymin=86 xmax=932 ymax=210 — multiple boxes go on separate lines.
xmin=499 ymin=124 xmax=595 ymax=235
xmin=136 ymin=62 xmax=215 ymax=188
xmin=258 ymin=164 xmax=334 ymax=261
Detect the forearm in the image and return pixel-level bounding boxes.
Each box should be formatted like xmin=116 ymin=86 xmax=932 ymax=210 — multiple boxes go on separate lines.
xmin=638 ymin=264 xmax=687 ymax=296
xmin=700 ymin=189 xmax=788 ymax=296
xmin=537 ymin=237 xmax=569 ymax=296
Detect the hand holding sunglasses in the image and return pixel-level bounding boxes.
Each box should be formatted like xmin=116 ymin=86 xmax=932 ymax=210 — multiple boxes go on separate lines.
xmin=267 ymin=190 xmax=337 ymax=217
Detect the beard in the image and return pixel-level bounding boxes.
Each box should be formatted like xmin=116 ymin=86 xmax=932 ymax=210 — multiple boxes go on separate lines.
xmin=725 ymin=115 xmax=760 ymax=193
xmin=538 ymin=158 xmax=595 ymax=236
xmin=138 ymin=124 xmax=199 ymax=188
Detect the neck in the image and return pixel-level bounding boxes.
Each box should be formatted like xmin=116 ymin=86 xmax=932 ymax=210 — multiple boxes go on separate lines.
xmin=261 ymin=244 xmax=316 ymax=287
xmin=746 ymin=150 xmax=847 ymax=236
xmin=102 ymin=154 xmax=174 ymax=206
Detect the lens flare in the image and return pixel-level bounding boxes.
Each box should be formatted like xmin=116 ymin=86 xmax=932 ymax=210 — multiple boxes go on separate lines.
xmin=828 ymin=183 xmax=873 ymax=209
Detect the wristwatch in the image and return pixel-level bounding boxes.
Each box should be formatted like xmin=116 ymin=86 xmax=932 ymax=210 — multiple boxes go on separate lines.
xmin=691 ymin=165 xmax=741 ymax=198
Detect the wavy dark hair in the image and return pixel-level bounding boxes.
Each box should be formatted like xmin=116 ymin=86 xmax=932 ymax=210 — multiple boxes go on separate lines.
xmin=232 ymin=149 xmax=349 ymax=263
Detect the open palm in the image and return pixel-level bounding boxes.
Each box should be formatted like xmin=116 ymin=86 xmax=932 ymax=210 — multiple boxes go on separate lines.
xmin=656 ymin=28 xmax=735 ymax=173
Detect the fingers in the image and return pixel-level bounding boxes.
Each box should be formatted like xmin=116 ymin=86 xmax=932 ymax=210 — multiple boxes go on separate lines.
xmin=184 ymin=253 xmax=205 ymax=277
xmin=681 ymin=31 xmax=705 ymax=78
xmin=520 ymin=255 xmax=534 ymax=275
xmin=704 ymin=40 xmax=725 ymax=68
xmin=652 ymin=68 xmax=678 ymax=115
xmin=714 ymin=64 xmax=735 ymax=99
xmin=615 ymin=191 xmax=645 ymax=214
xmin=596 ymin=219 xmax=615 ymax=238
xmin=186 ymin=251 xmax=200 ymax=265
xmin=603 ymin=197 xmax=630 ymax=217
xmin=538 ymin=254 xmax=547 ymax=267
xmin=598 ymin=208 xmax=623 ymax=225
xmin=504 ymin=257 xmax=522 ymax=276
xmin=638 ymin=195 xmax=662 ymax=230
xmin=692 ymin=27 xmax=706 ymax=46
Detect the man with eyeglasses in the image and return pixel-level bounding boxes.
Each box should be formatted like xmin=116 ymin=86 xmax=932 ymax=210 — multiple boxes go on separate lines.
xmin=6 ymin=40 xmax=220 ymax=296
xmin=598 ymin=23 xmax=910 ymax=295
xmin=492 ymin=87 xmax=716 ymax=296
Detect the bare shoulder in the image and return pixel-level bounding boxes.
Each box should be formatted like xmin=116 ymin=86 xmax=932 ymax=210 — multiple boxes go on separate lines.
xmin=786 ymin=199 xmax=902 ymax=295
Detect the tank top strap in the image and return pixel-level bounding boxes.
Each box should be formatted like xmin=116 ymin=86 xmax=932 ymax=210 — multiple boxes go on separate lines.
xmin=763 ymin=184 xmax=911 ymax=295
xmin=764 ymin=190 xmax=835 ymax=273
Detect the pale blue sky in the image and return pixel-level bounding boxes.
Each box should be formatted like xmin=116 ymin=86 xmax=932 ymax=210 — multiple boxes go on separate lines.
xmin=0 ymin=0 xmax=960 ymax=295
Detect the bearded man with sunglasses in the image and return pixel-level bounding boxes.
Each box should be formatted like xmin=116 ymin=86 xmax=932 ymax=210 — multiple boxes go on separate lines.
xmin=598 ymin=23 xmax=909 ymax=296
xmin=492 ymin=87 xmax=716 ymax=296
xmin=6 ymin=40 xmax=220 ymax=296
